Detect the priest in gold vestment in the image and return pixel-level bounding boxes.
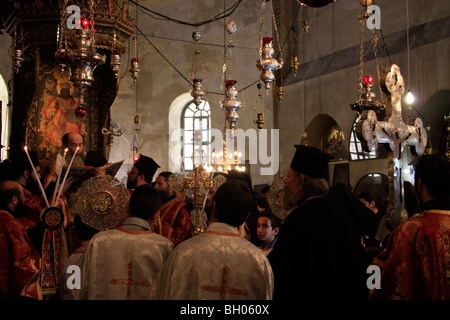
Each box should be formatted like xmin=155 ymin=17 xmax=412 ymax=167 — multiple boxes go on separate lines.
xmin=78 ymin=185 xmax=173 ymax=300
xmin=150 ymin=180 xmax=273 ymax=300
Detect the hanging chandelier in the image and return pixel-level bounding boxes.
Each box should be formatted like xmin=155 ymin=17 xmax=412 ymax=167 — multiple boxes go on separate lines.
xmin=221 ymin=80 xmax=242 ymax=130
xmin=350 ymin=1 xmax=384 ymax=114
xmin=256 ymin=0 xmax=283 ymax=90
xmin=55 ymin=3 xmax=106 ymax=111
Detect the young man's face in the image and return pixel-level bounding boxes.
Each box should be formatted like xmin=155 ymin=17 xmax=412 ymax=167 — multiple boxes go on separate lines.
xmin=257 ymin=216 xmax=278 ymax=243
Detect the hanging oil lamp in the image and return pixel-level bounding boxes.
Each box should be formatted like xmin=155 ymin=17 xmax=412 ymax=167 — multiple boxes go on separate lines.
xmin=129 ymin=58 xmax=139 ymax=82
xmin=276 ymin=83 xmax=284 ymax=102
xmin=291 ymin=55 xmax=300 ymax=77
xmin=256 ymin=113 xmax=264 ymax=129
xmin=256 ymin=37 xmax=282 ymax=90
xmin=221 ymin=80 xmax=242 ymax=129
xmin=12 ymin=45 xmax=24 ymax=73
xmin=111 ymin=50 xmax=121 ymax=78
xmin=191 ymin=78 xmax=206 ymax=109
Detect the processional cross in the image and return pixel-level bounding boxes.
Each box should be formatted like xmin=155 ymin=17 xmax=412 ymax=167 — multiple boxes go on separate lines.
xmin=356 ymin=64 xmax=427 ymax=211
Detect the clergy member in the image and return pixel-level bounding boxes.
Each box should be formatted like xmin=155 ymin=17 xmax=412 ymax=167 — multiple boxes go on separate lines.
xmin=126 ymin=154 xmax=160 ymax=190
xmin=268 ymin=145 xmax=366 ymax=300
xmin=150 ymin=179 xmax=273 ymax=300
xmin=369 ymin=154 xmax=450 ymax=300
xmin=151 ymin=171 xmax=193 ymax=246
xmin=44 ymin=132 xmax=86 ymax=190
xmin=78 ymin=184 xmax=173 ymax=300
xmin=0 ymin=181 xmax=41 ymax=299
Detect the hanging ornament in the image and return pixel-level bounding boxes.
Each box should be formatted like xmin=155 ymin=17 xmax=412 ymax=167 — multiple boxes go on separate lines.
xmin=350 ymin=3 xmax=384 ymax=113
xmin=256 ymin=113 xmax=264 ymax=130
xmin=254 ymin=84 xmax=264 ymax=129
xmin=225 ymin=20 xmax=237 ymax=34
xmin=192 ymin=30 xmax=202 ymax=41
xmin=12 ymin=46 xmax=24 ymax=73
xmin=110 ymin=29 xmax=121 ymax=78
xmin=257 ymin=0 xmax=283 ymax=90
xmin=12 ymin=23 xmax=25 ymax=73
xmin=191 ymin=78 xmax=206 ymax=108
xmin=276 ymin=83 xmax=284 ymax=102
xmin=111 ymin=50 xmax=121 ymax=77
xmin=257 ymin=37 xmax=282 ymax=89
xmin=302 ymin=20 xmax=310 ymax=34
xmin=189 ymin=49 xmax=208 ymax=109
xmin=291 ymin=55 xmax=300 ymax=76
xmin=129 ymin=58 xmax=139 ymax=82
xmin=75 ymin=105 xmax=86 ymax=118
xmin=221 ymin=80 xmax=242 ymax=129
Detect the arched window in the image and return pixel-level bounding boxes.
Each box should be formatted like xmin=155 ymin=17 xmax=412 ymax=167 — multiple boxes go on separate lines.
xmin=181 ymin=100 xmax=211 ymax=171
xmin=349 ymin=114 xmax=387 ymax=160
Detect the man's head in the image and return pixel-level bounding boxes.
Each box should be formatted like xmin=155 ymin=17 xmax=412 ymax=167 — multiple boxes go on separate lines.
xmin=414 ymin=154 xmax=450 ymax=204
xmin=62 ymin=132 xmax=84 ymax=154
xmin=283 ymin=145 xmax=331 ymax=210
xmin=129 ymin=184 xmax=162 ymax=221
xmin=126 ymin=155 xmax=160 ymax=189
xmin=257 ymin=210 xmax=281 ymax=244
xmin=74 ymin=214 xmax=98 ymax=241
xmin=11 ymin=151 xmax=41 ymax=194
xmin=154 ymin=171 xmax=173 ymax=201
xmin=0 ymin=180 xmax=26 ymax=217
xmin=212 ymin=179 xmax=254 ymax=227
xmin=357 ymin=191 xmax=378 ymax=214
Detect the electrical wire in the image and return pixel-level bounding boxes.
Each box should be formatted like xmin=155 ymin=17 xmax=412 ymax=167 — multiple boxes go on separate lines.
xmin=129 ymin=0 xmax=242 ymax=27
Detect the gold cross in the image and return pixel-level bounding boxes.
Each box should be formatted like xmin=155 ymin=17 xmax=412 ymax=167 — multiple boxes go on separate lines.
xmin=184 ymin=166 xmax=214 ymax=209
xmin=201 ymin=265 xmax=248 ymax=300
xmin=109 ymin=262 xmax=150 ymax=300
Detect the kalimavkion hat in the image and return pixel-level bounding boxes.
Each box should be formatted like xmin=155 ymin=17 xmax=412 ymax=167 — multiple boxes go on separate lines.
xmin=290 ymin=145 xmax=332 ymax=179
xmin=133 ymin=154 xmax=160 ymax=179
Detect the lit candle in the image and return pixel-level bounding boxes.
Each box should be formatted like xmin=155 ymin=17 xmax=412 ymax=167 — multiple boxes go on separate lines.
xmin=24 ymin=146 xmax=50 ymax=207
xmin=52 ymin=148 xmax=68 ymax=206
xmin=55 ymin=147 xmax=78 ymax=205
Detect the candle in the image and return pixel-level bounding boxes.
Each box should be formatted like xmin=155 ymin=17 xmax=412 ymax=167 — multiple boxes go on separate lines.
xmin=55 ymin=147 xmax=78 ymax=205
xmin=24 ymin=146 xmax=50 ymax=207
xmin=52 ymin=148 xmax=68 ymax=206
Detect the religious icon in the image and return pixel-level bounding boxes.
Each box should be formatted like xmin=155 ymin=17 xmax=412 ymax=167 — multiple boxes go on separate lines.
xmin=34 ymin=67 xmax=86 ymax=160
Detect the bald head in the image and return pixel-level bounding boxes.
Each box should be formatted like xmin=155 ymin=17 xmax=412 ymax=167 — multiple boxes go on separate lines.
xmin=0 ymin=180 xmax=25 ymax=212
xmin=62 ymin=132 xmax=84 ymax=154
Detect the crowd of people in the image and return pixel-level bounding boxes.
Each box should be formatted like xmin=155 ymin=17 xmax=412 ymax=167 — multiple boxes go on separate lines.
xmin=1 ymin=131 xmax=449 ymax=300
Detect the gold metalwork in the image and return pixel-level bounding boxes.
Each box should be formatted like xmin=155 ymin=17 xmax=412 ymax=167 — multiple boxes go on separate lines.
xmin=75 ymin=175 xmax=129 ymax=230
xmin=90 ymin=191 xmax=115 ymax=215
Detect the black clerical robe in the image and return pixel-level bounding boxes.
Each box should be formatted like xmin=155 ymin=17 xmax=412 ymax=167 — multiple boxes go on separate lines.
xmin=268 ymin=195 xmax=367 ymax=300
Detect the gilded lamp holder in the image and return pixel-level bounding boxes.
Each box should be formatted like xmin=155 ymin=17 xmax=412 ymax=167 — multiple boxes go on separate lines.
xmin=221 ymin=80 xmax=242 ymax=129
xmin=257 ymin=37 xmax=282 ymax=90
xmin=191 ymin=78 xmax=206 ymax=109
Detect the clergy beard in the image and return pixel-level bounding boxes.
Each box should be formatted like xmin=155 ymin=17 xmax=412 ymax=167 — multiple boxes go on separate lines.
xmin=283 ymin=184 xmax=302 ymax=211
xmin=159 ymin=187 xmax=171 ymax=202
xmin=127 ymin=176 xmax=138 ymax=189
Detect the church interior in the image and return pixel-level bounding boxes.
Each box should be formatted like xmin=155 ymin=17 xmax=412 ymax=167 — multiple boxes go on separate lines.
xmin=0 ymin=0 xmax=449 ymax=304
xmin=0 ymin=0 xmax=449 ymax=195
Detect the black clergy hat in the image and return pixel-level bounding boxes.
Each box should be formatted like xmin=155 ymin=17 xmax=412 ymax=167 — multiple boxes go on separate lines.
xmin=134 ymin=154 xmax=160 ymax=179
xmin=290 ymin=145 xmax=332 ymax=179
